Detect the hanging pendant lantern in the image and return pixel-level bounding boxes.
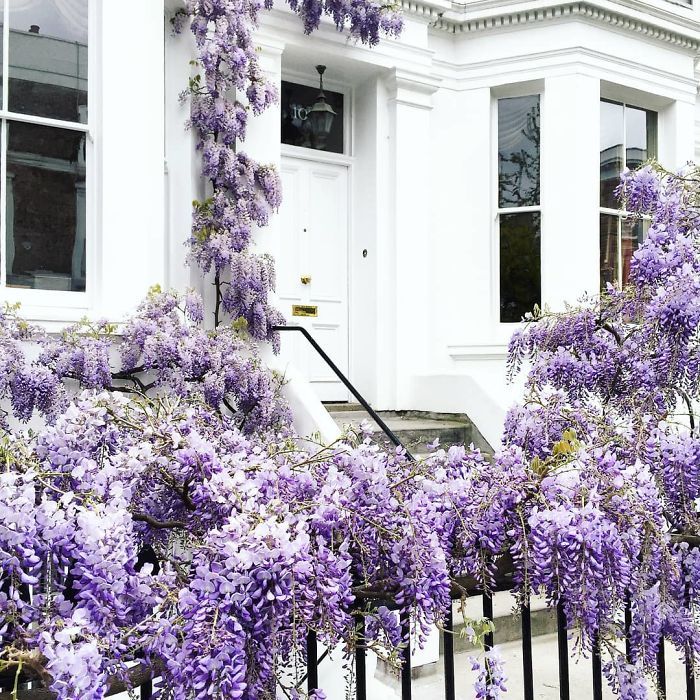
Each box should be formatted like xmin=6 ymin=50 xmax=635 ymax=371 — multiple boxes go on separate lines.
xmin=308 ymin=65 xmax=336 ymax=149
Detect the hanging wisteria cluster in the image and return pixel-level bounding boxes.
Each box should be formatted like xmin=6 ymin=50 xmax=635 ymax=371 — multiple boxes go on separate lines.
xmin=0 ymin=290 xmax=454 ymax=700
xmin=495 ymin=162 xmax=700 ymax=697
xmin=175 ymin=0 xmax=402 ymax=342
xmin=5 ymin=164 xmax=700 ymax=699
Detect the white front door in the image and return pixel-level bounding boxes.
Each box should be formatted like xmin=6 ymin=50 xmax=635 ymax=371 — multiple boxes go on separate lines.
xmin=277 ymin=156 xmax=349 ymax=402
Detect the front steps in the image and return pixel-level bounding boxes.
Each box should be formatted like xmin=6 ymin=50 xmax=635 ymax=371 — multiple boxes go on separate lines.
xmin=325 ymin=404 xmax=493 ymax=456
xmin=323 ymin=405 xmax=562 ymax=685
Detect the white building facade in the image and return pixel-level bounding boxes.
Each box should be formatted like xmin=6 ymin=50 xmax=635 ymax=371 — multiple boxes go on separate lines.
xmin=2 ymin=0 xmax=699 ymax=444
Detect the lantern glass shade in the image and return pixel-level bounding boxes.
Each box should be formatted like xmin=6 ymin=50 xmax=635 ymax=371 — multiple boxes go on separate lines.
xmin=309 ymin=95 xmax=336 ymax=148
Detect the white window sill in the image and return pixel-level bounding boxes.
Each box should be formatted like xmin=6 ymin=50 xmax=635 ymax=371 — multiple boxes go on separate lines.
xmin=3 ymin=288 xmax=92 ymax=329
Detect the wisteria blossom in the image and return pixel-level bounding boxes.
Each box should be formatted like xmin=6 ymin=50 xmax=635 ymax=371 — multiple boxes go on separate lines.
xmin=3 ymin=0 xmax=700 ymax=693
xmin=501 ymin=163 xmax=700 ymax=696
xmin=0 ymin=287 xmax=483 ymax=699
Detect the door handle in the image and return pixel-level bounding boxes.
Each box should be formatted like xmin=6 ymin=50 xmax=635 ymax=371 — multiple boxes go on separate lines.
xmin=301 ymin=275 xmax=311 ymax=285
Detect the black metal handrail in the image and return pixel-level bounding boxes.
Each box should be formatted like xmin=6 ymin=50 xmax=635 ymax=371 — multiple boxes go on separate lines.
xmin=273 ymin=325 xmax=414 ymax=460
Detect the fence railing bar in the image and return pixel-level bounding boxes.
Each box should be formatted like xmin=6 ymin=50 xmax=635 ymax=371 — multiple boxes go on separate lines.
xmin=625 ymin=595 xmax=632 ymax=662
xmin=400 ymin=613 xmax=412 ymax=700
xmin=686 ymin=580 xmax=696 ymax=700
xmin=557 ymin=601 xmax=570 ymax=700
xmin=355 ymin=616 xmax=367 ymax=700
xmin=307 ymin=631 xmax=318 ymax=693
xmin=687 ymin=647 xmax=696 ymax=700
xmin=140 ymin=680 xmax=152 ymax=700
xmin=592 ymin=633 xmax=603 ymax=700
xmin=521 ymin=602 xmax=534 ymax=700
xmin=483 ymin=591 xmax=494 ymax=650
xmin=657 ymin=637 xmax=667 ymax=699
xmin=443 ymin=605 xmax=455 ymax=700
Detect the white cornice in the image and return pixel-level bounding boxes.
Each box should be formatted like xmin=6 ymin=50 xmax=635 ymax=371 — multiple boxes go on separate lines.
xmin=431 ymin=45 xmax=698 ymax=96
xmin=400 ymin=0 xmax=700 ymax=49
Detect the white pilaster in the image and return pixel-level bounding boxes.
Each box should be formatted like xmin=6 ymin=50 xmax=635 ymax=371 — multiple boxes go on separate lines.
xmin=164 ymin=7 xmax=200 ymax=296
xmin=382 ymin=69 xmax=440 ymax=409
xmin=541 ymin=73 xmax=600 ymax=309
xmin=99 ymin=0 xmax=165 ymax=317
xmin=659 ymin=97 xmax=696 ymax=171
xmin=248 ymin=35 xmax=285 ymax=260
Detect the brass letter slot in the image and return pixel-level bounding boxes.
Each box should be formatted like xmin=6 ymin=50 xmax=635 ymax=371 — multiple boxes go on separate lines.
xmin=292 ymin=304 xmax=318 ymax=318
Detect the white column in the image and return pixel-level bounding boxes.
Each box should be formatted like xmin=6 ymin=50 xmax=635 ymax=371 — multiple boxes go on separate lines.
xmin=382 ymin=69 xmax=440 ymax=409
xmin=99 ymin=0 xmax=164 ymax=317
xmin=540 ymin=74 xmax=600 ymax=309
xmin=247 ymin=35 xmax=284 ymax=260
xmin=436 ymin=86 xmax=492 ymax=346
xmin=164 ymin=8 xmax=201 ymax=296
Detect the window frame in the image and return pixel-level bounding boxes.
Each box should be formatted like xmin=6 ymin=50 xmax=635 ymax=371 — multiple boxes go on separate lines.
xmin=0 ymin=0 xmax=96 ymax=317
xmin=599 ymin=98 xmax=657 ymax=291
xmin=493 ymin=88 xmax=543 ymax=325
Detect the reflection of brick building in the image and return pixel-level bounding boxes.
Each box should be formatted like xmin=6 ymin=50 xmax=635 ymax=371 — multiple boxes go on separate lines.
xmin=5 ymin=28 xmax=87 ymax=292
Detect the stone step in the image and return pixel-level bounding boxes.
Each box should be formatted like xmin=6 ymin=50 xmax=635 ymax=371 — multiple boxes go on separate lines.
xmin=376 ymin=592 xmax=556 ymax=681
xmin=331 ymin=411 xmax=469 ymax=453
xmin=373 ymin=634 xmax=693 ymax=699
xmin=448 ymin=592 xmax=556 ymax=653
xmin=326 ymin=405 xmax=492 ymax=455
xmin=323 ymin=402 xmax=367 ymax=413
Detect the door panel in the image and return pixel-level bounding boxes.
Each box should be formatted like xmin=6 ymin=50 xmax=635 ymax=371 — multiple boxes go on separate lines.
xmin=277 ymin=156 xmax=349 ymax=402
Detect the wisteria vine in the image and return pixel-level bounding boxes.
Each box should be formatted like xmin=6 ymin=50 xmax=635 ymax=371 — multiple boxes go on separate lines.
xmin=497 ymin=163 xmax=700 ymax=697
xmin=175 ymin=0 xmax=402 ymax=344
xmin=5 ymin=165 xmax=700 ymax=699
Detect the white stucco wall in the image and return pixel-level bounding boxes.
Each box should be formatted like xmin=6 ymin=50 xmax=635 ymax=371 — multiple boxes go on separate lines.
xmin=245 ymin=0 xmax=700 ymax=443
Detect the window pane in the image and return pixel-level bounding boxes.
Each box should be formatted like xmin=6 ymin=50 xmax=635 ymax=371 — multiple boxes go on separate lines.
xmin=280 ymin=81 xmax=344 ymax=154
xmin=600 ymin=213 xmax=619 ymax=291
xmin=6 ymin=122 xmax=86 ymax=292
xmin=626 ymin=107 xmax=650 ymax=170
xmin=500 ymin=211 xmax=541 ymax=323
xmin=9 ymin=0 xmax=88 ymax=122
xmin=498 ymin=95 xmax=540 ymax=208
xmin=621 ymin=217 xmax=647 ymax=287
xmin=600 ymin=101 xmax=624 ymax=209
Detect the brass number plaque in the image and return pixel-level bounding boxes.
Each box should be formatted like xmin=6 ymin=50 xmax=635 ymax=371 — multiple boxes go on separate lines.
xmin=292 ymin=304 xmax=318 ymax=318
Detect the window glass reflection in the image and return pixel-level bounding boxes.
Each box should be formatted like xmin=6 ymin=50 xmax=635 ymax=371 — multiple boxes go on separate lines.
xmin=6 ymin=121 xmax=86 ymax=291
xmin=600 ymin=213 xmax=619 ymax=291
xmin=498 ymin=95 xmax=540 ymax=208
xmin=625 ymin=107 xmax=657 ymax=172
xmin=0 ymin=1 xmax=4 ymax=110
xmin=500 ymin=211 xmax=541 ymax=322
xmin=600 ymin=101 xmax=623 ymax=208
xmin=9 ymin=0 xmax=88 ymax=122
xmin=620 ymin=217 xmax=647 ymax=286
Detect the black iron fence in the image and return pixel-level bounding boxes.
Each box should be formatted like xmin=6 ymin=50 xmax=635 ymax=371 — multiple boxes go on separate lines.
xmin=304 ymin=585 xmax=699 ymax=700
